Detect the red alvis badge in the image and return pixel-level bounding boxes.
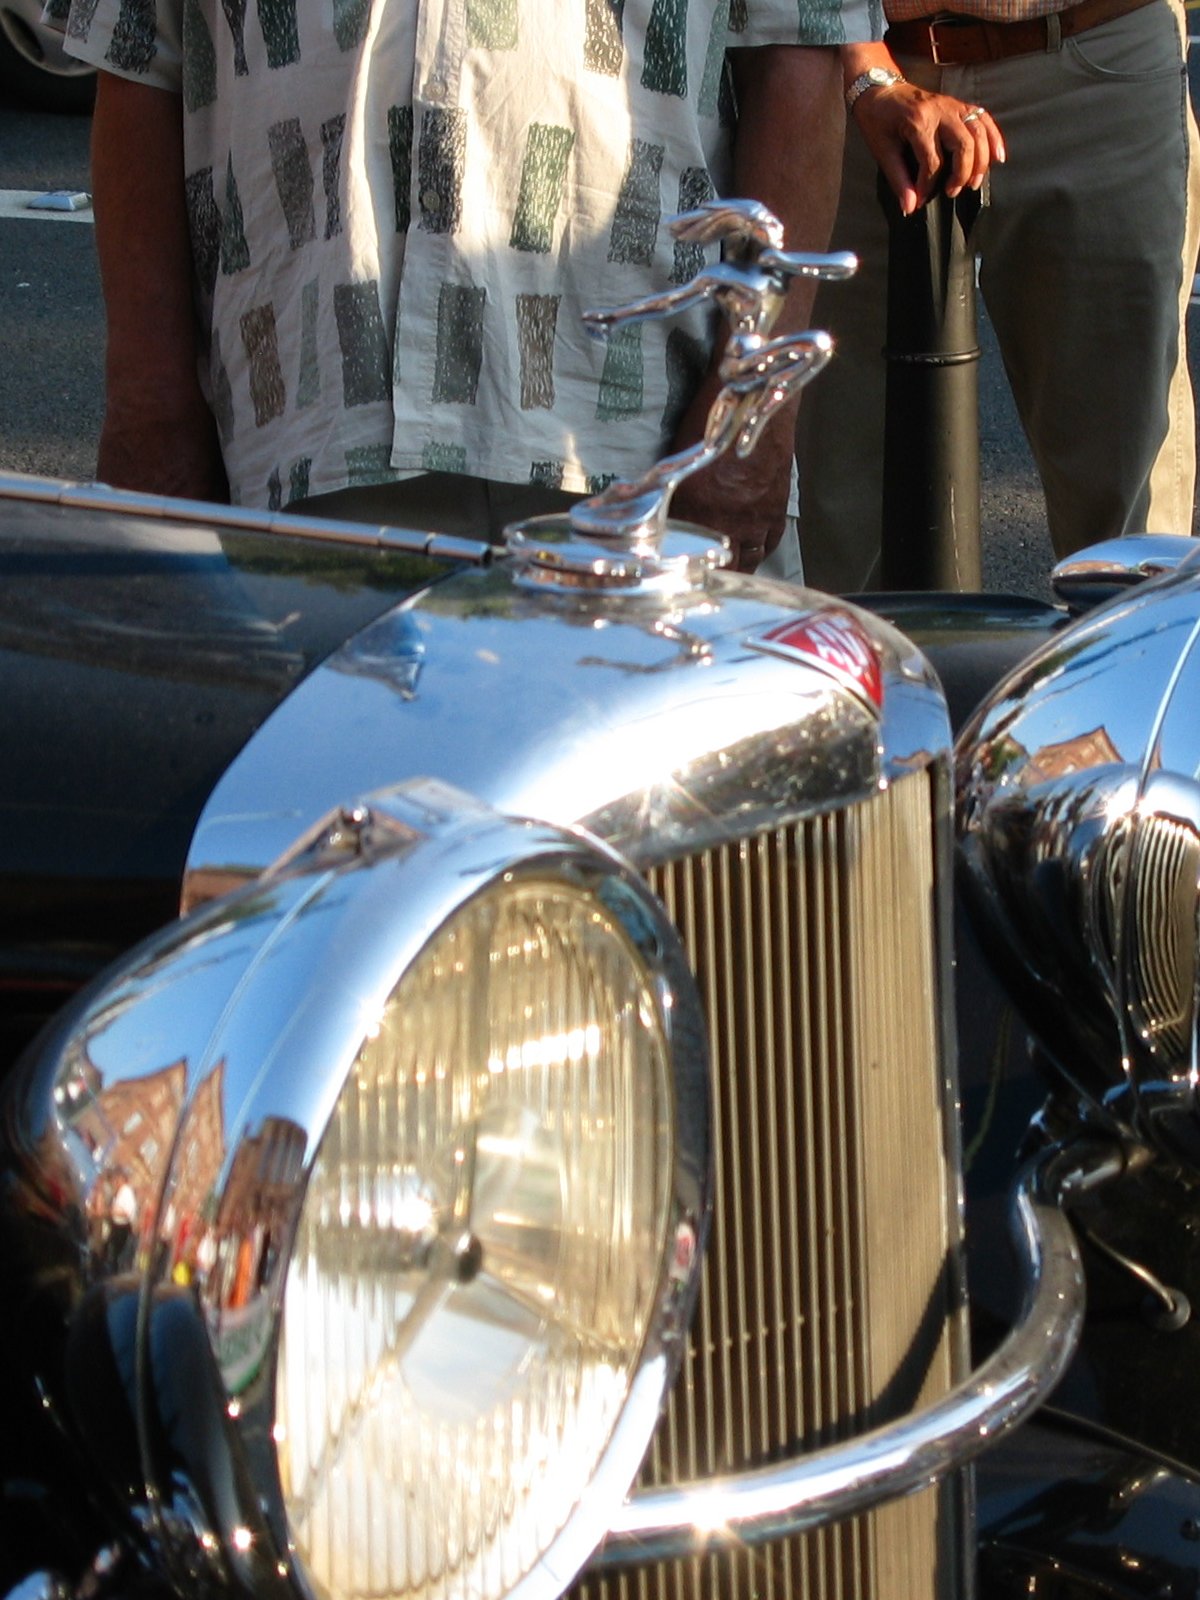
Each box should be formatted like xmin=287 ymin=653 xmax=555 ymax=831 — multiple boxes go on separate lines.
xmin=749 ymin=609 xmax=884 ymax=712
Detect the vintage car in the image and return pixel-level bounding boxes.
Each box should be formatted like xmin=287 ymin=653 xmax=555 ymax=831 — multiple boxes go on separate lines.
xmin=2 ymin=202 xmax=1200 ymax=1600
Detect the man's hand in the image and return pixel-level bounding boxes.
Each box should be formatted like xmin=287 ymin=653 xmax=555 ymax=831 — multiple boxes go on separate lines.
xmin=844 ymin=48 xmax=1005 ymax=216
xmin=667 ymin=372 xmax=795 ymax=571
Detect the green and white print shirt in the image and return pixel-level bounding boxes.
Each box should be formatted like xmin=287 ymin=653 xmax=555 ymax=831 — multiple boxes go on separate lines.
xmin=64 ymin=0 xmax=867 ymax=510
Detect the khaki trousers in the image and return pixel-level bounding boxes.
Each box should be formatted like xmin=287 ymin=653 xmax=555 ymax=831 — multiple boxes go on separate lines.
xmin=797 ymin=0 xmax=1200 ymax=592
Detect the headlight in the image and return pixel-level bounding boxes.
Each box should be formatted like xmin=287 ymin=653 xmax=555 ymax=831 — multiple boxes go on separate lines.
xmin=277 ymin=873 xmax=683 ymax=1600
xmin=32 ymin=782 xmax=708 ymax=1600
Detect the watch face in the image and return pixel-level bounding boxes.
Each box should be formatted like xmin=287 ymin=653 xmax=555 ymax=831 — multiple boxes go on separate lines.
xmin=846 ymin=65 xmax=902 ymax=108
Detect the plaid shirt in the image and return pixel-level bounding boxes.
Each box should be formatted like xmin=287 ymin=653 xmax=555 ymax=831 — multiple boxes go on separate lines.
xmin=886 ymin=0 xmax=1083 ymax=24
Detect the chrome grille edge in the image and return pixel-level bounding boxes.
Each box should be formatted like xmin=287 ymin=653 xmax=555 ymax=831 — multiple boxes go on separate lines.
xmin=577 ymin=766 xmax=961 ymax=1600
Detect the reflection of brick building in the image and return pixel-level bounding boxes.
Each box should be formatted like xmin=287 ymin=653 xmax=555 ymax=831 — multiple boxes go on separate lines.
xmin=63 ymin=1053 xmax=227 ymax=1266
xmin=64 ymin=1040 xmax=305 ymax=1302
xmin=1026 ymin=727 xmax=1121 ymax=783
xmin=170 ymin=1061 xmax=227 ymax=1233
xmin=72 ymin=1060 xmax=187 ymax=1209
xmin=218 ymin=1117 xmax=306 ymax=1238
xmin=215 ymin=1117 xmax=307 ymax=1308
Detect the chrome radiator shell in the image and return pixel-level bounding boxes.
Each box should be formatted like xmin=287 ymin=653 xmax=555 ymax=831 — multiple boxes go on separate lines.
xmin=183 ymin=563 xmax=965 ymax=1596
xmin=183 ymin=567 xmax=951 ymax=900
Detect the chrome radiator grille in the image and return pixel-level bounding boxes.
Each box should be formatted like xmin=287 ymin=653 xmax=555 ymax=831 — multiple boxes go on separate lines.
xmin=578 ymin=768 xmax=960 ymax=1600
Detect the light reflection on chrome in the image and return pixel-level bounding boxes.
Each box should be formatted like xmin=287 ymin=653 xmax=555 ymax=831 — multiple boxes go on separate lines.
xmin=185 ymin=567 xmax=946 ymax=910
xmin=593 ymin=1139 xmax=1119 ymax=1564
xmin=1051 ymin=533 xmax=1200 ymax=613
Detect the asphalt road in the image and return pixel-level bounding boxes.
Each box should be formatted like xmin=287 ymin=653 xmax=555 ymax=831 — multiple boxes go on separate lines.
xmin=0 ymin=102 xmax=100 ymax=484
xmin=1 ymin=90 xmax=1196 ymax=602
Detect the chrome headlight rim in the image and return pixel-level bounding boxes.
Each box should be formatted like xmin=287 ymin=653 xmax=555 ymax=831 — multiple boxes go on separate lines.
xmin=138 ymin=781 xmax=709 ymax=1600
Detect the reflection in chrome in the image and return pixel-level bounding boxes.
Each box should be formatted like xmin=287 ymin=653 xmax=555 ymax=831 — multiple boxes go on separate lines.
xmin=595 ymin=1139 xmax=1118 ymax=1563
xmin=8 ymin=781 xmax=710 ymax=1600
xmin=957 ymin=561 xmax=1200 ymax=1167
xmin=1051 ymin=533 xmax=1200 ymax=613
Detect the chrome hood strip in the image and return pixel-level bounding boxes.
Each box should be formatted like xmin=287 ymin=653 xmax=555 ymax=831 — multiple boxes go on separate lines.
xmin=0 ymin=470 xmax=493 ymax=566
xmin=593 ymin=1138 xmax=1119 ymax=1565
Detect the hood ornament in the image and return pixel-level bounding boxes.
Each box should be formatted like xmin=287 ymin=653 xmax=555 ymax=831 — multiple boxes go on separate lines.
xmin=506 ymin=200 xmax=856 ymax=592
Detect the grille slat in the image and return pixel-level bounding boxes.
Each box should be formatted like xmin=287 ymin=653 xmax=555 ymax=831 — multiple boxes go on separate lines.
xmin=577 ymin=770 xmax=958 ymax=1600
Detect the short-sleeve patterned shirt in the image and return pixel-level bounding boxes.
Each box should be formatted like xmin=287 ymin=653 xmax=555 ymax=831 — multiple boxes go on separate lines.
xmin=63 ymin=0 xmax=868 ymax=509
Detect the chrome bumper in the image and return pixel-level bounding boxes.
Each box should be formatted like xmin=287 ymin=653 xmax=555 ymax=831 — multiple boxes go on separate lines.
xmin=597 ymin=1139 xmax=1118 ymax=1566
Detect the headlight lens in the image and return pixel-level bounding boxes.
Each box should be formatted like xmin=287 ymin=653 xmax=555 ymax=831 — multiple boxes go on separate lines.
xmin=276 ymin=873 xmax=677 ymax=1600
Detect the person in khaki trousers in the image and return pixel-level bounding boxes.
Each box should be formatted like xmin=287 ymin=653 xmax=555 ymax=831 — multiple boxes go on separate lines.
xmin=797 ymin=0 xmax=1200 ymax=594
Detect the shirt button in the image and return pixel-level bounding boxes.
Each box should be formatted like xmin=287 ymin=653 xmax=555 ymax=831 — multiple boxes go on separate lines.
xmin=421 ymin=187 xmax=442 ymax=212
xmin=424 ymin=75 xmax=447 ymax=103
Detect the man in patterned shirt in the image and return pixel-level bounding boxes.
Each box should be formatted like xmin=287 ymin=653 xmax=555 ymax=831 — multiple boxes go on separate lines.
xmin=794 ymin=0 xmax=1199 ymax=590
xmin=66 ymin=0 xmax=899 ymax=572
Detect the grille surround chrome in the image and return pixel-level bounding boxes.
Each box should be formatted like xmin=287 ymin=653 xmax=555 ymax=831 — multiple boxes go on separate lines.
xmin=575 ymin=767 xmax=963 ymax=1600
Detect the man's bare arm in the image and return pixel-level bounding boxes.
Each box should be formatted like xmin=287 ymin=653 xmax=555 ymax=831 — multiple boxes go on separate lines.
xmin=91 ymin=71 xmax=227 ymax=500
xmin=668 ymin=44 xmax=843 ymax=571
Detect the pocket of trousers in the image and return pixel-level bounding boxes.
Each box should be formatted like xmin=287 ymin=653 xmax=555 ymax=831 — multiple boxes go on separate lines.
xmin=1066 ymin=1 xmax=1183 ymax=82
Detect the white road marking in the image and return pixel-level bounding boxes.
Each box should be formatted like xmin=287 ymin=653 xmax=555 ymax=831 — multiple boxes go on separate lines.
xmin=0 ymin=190 xmax=94 ymax=223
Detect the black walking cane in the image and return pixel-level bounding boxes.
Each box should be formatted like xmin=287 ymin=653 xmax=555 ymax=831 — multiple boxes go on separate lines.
xmin=878 ymin=175 xmax=985 ymax=591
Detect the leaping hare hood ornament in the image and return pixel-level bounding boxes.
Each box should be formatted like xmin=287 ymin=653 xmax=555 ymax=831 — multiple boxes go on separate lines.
xmin=506 ymin=201 xmax=855 ymax=590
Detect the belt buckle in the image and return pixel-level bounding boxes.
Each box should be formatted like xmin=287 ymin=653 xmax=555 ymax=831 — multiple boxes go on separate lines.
xmin=926 ymin=18 xmax=953 ymax=62
xmin=925 ymin=13 xmax=967 ymax=64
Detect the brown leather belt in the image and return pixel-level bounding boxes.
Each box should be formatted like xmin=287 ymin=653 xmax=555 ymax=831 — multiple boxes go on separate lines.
xmin=885 ymin=0 xmax=1159 ymax=63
